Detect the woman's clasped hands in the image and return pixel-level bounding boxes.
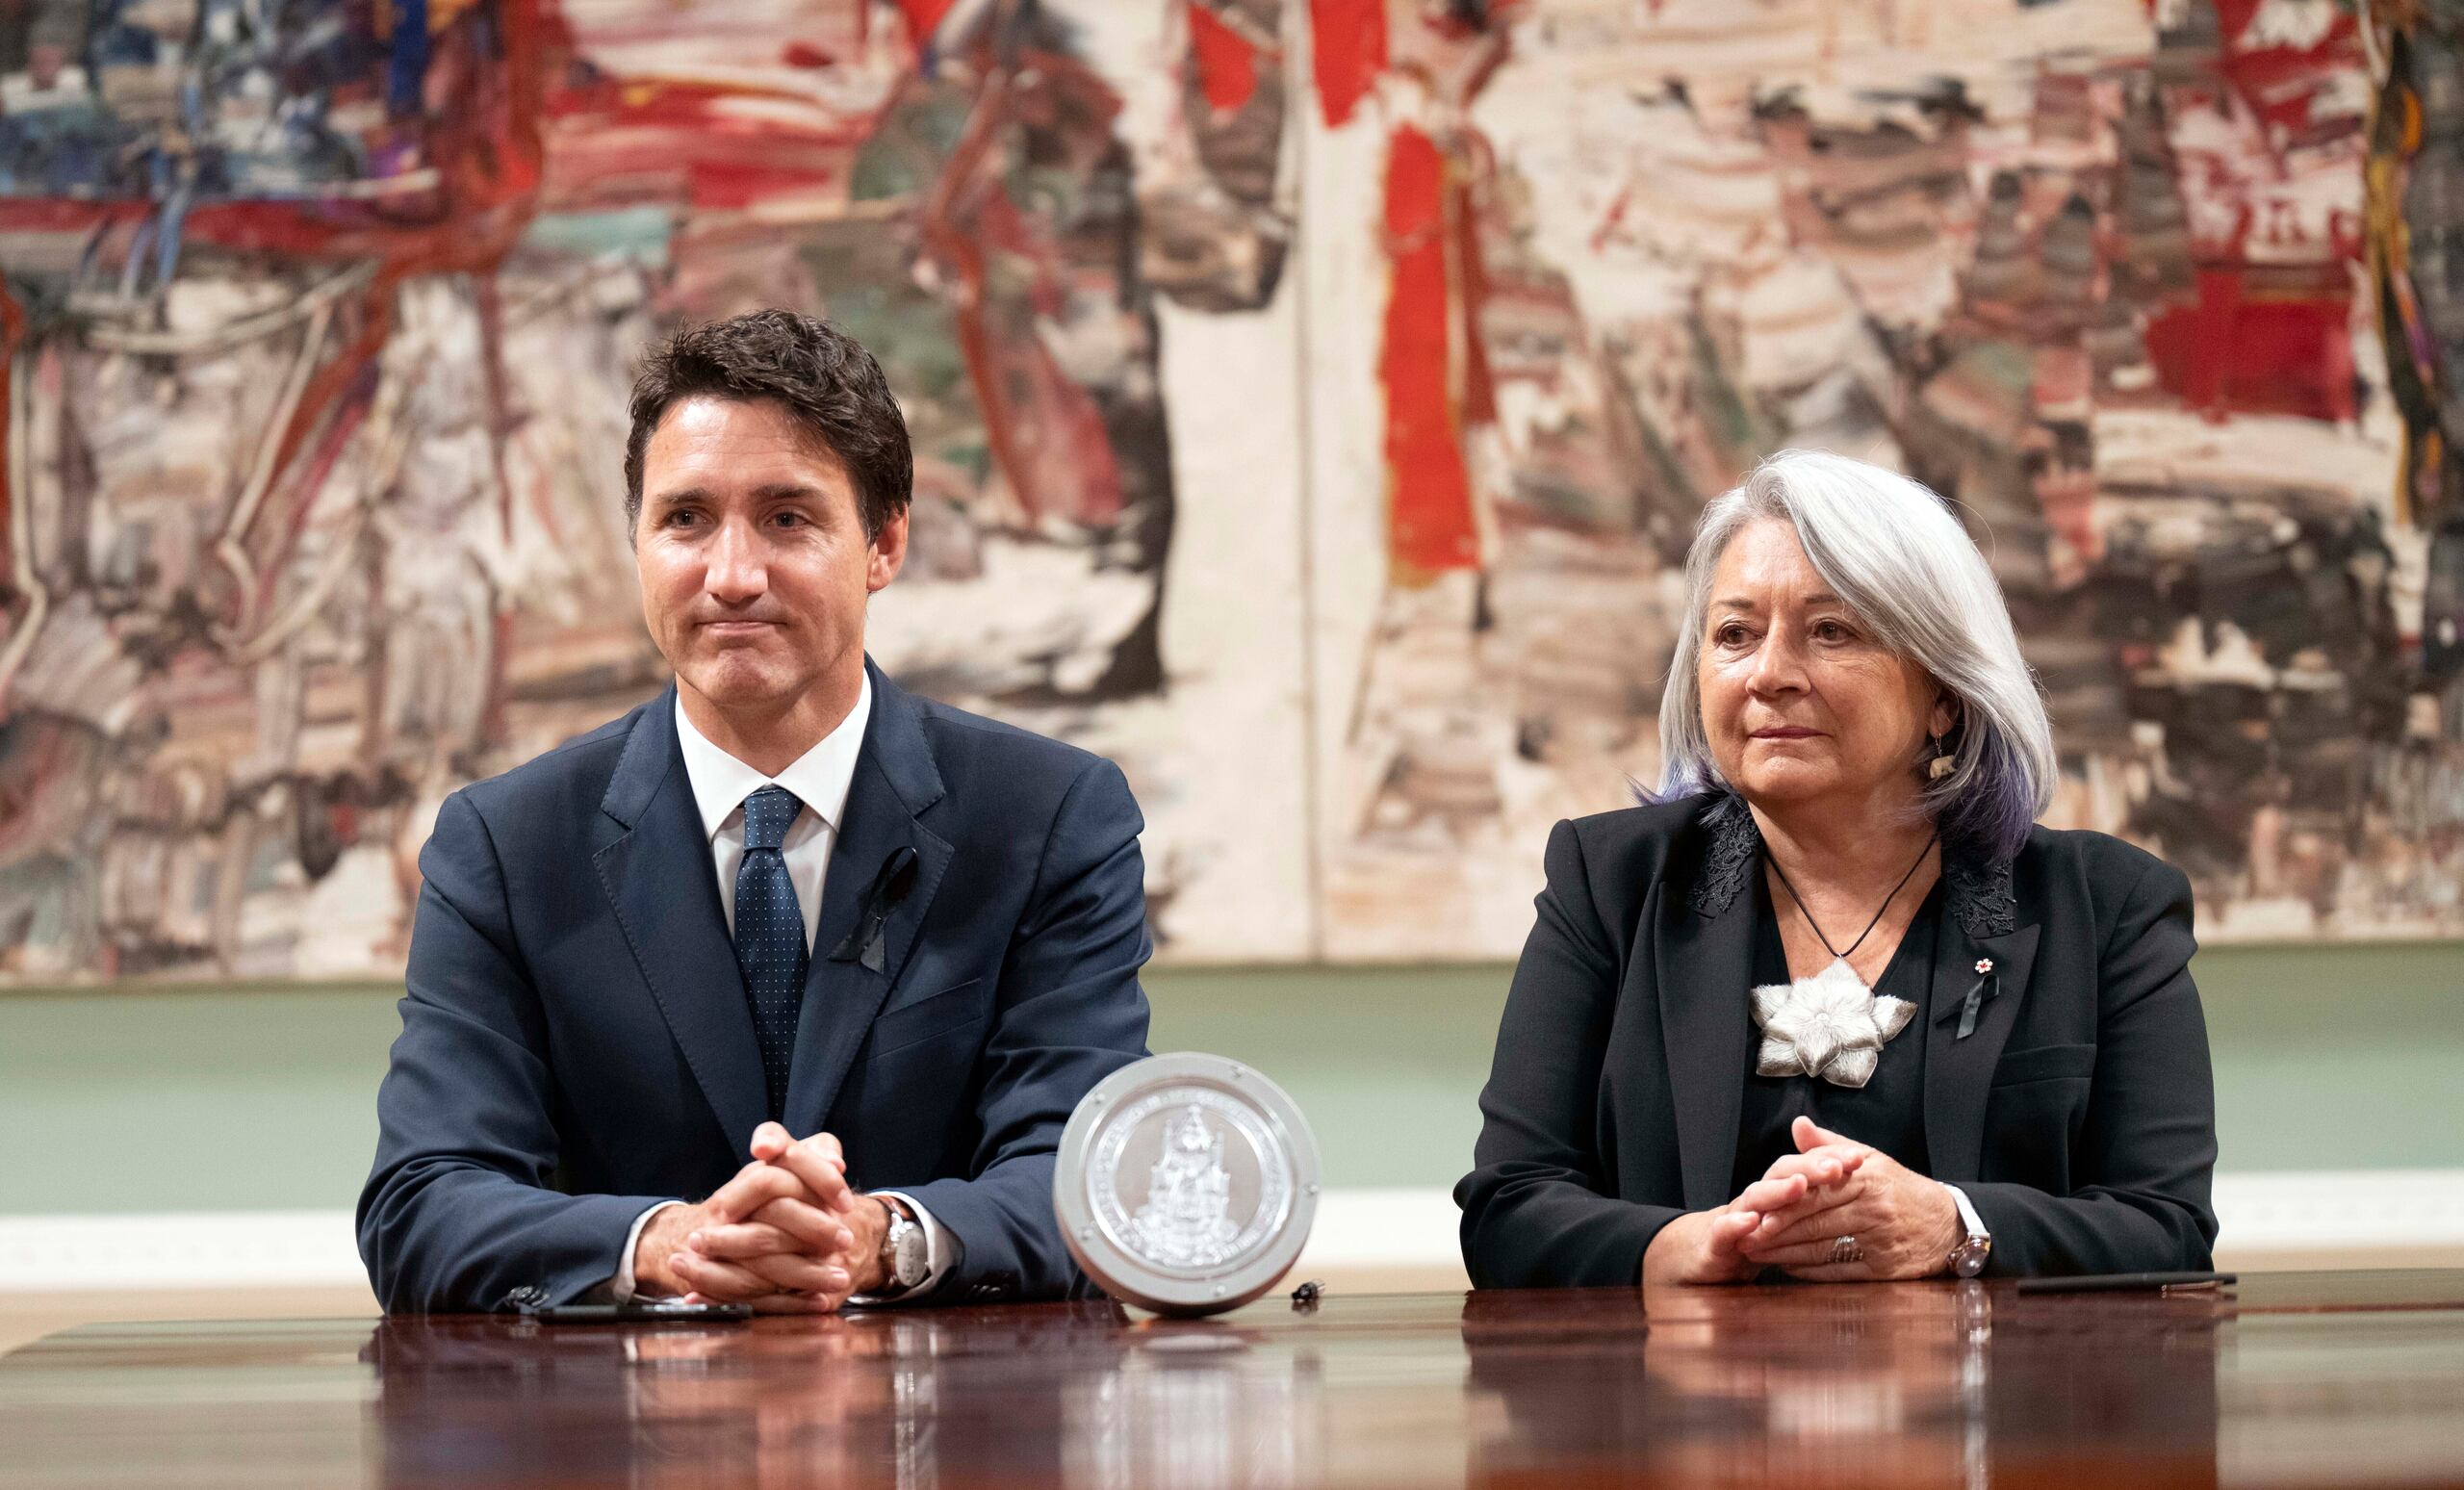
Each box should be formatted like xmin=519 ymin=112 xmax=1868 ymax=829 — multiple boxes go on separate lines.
xmin=1640 ymin=1116 xmax=1964 ymax=1286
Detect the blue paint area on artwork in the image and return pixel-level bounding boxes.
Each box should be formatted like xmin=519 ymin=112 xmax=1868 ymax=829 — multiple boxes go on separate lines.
xmin=0 ymin=0 xmax=430 ymax=201
xmin=386 ymin=0 xmax=428 ymax=118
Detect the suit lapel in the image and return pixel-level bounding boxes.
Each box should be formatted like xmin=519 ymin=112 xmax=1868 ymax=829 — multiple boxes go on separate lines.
xmin=593 ymin=688 xmax=771 ymax=1153
xmin=781 ymin=665 xmax=953 ymax=1138
xmin=1654 ymin=855 xmax=1757 ymax=1213
xmin=1922 ymin=907 xmax=2041 ymax=1183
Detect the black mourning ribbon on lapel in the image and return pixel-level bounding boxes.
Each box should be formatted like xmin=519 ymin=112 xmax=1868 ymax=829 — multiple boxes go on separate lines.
xmin=829 ymin=846 xmax=919 ymax=973
xmin=1952 ymin=966 xmax=1998 ymax=1040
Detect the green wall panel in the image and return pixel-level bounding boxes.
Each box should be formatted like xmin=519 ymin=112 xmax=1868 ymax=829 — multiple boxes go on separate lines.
xmin=2 ymin=944 xmax=2456 ymax=1216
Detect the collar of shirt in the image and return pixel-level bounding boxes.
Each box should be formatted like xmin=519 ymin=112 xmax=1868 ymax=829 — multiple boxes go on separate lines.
xmin=672 ymin=673 xmax=873 ymax=846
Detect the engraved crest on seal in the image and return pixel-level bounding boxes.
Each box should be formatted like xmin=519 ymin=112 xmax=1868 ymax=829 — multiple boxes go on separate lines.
xmin=1089 ymin=1085 xmax=1287 ymax=1276
xmin=1128 ymin=1104 xmax=1242 ymax=1267
xmin=1055 ymin=1053 xmax=1321 ymax=1316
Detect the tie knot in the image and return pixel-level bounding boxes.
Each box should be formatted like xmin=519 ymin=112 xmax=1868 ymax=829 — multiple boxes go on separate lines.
xmin=741 ymin=784 xmax=803 ymax=852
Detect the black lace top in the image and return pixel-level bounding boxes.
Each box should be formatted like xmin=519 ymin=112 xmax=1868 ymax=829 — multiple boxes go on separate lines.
xmin=1728 ymin=867 xmax=1940 ymax=1198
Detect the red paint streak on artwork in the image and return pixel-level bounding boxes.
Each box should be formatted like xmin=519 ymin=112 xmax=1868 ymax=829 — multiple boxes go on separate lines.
xmin=897 ymin=0 xmax=959 ymax=46
xmin=2143 ymin=268 xmax=2355 ymax=422
xmin=257 ymin=365 xmax=379 ymax=616
xmin=231 ymin=309 xmax=392 ymax=629
xmin=1382 ymin=123 xmax=1478 ymax=575
xmin=1452 ymin=134 xmax=1497 ymax=430
xmin=955 ymin=185 xmax=1123 ymax=527
xmin=914 ymin=64 xmax=1124 ymax=530
xmin=1311 ymin=0 xmax=1386 ymax=127
xmin=0 ymin=199 xmax=154 ymax=233
xmin=539 ymin=72 xmax=863 ymax=212
xmin=2210 ymin=0 xmax=2356 ymax=55
xmin=1188 ymin=3 xmax=1260 ymax=115
xmin=2204 ymin=0 xmax=2364 ymax=143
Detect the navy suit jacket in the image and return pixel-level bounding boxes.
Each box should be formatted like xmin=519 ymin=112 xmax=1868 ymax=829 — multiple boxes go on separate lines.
xmin=357 ymin=660 xmax=1153 ymax=1312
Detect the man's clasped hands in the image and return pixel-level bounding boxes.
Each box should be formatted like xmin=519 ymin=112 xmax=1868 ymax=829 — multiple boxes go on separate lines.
xmin=632 ymin=1122 xmax=899 ymax=1312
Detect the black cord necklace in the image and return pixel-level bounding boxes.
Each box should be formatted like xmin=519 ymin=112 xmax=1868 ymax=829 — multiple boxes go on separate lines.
xmin=1766 ymin=834 xmax=1938 ymax=964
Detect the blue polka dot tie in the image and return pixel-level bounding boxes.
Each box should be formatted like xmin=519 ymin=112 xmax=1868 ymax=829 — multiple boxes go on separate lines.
xmin=733 ymin=784 xmax=808 ymax=1120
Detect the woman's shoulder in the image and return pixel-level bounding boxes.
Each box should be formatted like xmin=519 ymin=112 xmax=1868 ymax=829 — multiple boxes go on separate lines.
xmin=1560 ymin=791 xmax=1726 ymax=850
xmin=2014 ymin=824 xmax=2194 ymax=926
xmin=2018 ymin=824 xmax=2180 ymax=879
xmin=1546 ymin=792 xmax=1732 ymax=892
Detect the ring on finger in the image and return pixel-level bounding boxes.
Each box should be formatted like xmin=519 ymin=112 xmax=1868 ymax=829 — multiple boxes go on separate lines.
xmin=1829 ymin=1234 xmax=1863 ymax=1265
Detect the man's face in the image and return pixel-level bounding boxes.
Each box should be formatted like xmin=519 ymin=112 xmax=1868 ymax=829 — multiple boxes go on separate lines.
xmin=634 ymin=396 xmax=907 ymax=717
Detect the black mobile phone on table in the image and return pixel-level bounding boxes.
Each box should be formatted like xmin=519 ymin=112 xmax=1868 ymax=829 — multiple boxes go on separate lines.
xmin=517 ymin=1298 xmax=753 ymax=1324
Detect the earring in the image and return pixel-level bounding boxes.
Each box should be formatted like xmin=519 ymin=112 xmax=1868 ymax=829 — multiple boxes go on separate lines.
xmin=1927 ymin=734 xmax=1956 ymax=781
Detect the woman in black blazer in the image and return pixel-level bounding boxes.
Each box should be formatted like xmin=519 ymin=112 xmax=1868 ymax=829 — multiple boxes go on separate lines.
xmin=1457 ymin=451 xmax=2218 ymax=1288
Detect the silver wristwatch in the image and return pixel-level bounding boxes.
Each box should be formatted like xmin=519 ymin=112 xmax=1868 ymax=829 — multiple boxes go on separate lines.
xmin=875 ymin=1197 xmax=930 ymax=1298
xmin=1945 ymin=1185 xmax=1992 ymax=1278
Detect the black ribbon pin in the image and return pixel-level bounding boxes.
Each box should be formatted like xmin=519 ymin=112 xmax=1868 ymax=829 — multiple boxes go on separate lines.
xmin=829 ymin=845 xmax=919 ymax=973
xmin=1956 ymin=957 xmax=1997 ymax=1040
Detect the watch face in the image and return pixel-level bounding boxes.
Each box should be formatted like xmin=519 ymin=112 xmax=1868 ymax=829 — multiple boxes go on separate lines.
xmin=1952 ymin=1240 xmax=1989 ymax=1278
xmin=890 ymin=1221 xmax=929 ymax=1287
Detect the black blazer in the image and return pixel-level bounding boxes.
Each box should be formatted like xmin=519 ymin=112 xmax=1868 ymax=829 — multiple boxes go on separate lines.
xmin=357 ymin=660 xmax=1153 ymax=1312
xmin=1456 ymin=792 xmax=2218 ymax=1287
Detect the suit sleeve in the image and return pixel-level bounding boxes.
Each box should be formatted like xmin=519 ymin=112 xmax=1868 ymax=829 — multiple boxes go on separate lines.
xmin=1963 ymin=857 xmax=2220 ymax=1274
xmin=897 ymin=757 xmax=1153 ymax=1301
xmin=1455 ymin=821 xmax=1683 ymax=1288
xmin=356 ymin=791 xmax=674 ymax=1312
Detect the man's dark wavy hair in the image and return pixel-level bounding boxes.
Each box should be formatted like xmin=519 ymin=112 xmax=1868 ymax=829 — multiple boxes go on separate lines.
xmin=624 ymin=310 xmax=913 ymax=540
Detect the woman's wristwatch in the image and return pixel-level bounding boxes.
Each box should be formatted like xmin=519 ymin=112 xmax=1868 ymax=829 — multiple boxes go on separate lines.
xmin=1943 ymin=1185 xmax=1992 ymax=1278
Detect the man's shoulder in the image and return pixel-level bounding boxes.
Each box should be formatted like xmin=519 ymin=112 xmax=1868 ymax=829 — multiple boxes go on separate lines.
xmin=454 ymin=696 xmax=658 ymax=822
xmin=906 ymin=691 xmax=1114 ymax=792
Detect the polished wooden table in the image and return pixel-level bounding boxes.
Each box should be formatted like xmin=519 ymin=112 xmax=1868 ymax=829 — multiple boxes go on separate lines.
xmin=4 ymin=1272 xmax=2462 ymax=1488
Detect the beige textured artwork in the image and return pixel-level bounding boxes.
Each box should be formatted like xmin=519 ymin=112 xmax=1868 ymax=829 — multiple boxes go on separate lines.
xmin=3 ymin=0 xmax=2460 ymax=983
xmin=1301 ymin=0 xmax=2461 ymax=955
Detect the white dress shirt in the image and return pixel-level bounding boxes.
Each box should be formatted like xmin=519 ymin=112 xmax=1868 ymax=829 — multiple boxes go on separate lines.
xmin=612 ymin=675 xmax=956 ymax=1303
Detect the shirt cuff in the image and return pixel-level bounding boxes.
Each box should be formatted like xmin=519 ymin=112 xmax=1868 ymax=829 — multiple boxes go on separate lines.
xmin=613 ymin=1200 xmax=685 ymax=1302
xmin=1945 ymin=1184 xmax=1989 ymax=1242
xmin=850 ymin=1191 xmax=962 ymax=1305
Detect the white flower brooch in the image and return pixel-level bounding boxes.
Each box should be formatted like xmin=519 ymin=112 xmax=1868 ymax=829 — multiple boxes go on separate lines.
xmin=1750 ymin=959 xmax=1918 ymax=1089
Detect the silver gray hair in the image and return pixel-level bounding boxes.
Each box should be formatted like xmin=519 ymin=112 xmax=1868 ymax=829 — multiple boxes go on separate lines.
xmin=1657 ymin=449 xmax=2057 ymax=860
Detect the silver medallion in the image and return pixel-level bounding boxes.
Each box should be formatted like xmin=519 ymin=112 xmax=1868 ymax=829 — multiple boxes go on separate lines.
xmin=1054 ymin=1052 xmax=1321 ymax=1316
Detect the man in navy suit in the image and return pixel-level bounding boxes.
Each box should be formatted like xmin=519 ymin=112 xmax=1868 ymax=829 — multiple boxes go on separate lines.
xmin=357 ymin=311 xmax=1153 ymax=1313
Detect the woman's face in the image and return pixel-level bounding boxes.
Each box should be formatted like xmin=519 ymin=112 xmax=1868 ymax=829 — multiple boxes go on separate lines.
xmin=1696 ymin=519 xmax=1952 ymax=818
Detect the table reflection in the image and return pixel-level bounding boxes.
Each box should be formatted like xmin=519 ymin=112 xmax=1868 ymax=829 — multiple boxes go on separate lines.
xmin=365 ymin=1284 xmax=2245 ymax=1490
xmin=366 ymin=1306 xmax=1336 ymax=1490
xmin=14 ymin=1275 xmax=2449 ymax=1490
xmin=1463 ymin=1283 xmax=2222 ymax=1490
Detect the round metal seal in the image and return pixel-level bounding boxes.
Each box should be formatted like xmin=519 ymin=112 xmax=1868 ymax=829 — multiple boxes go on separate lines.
xmin=1054 ymin=1052 xmax=1321 ymax=1316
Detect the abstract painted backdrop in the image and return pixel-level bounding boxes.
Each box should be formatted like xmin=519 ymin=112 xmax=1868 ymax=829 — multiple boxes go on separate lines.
xmin=1 ymin=0 xmax=2459 ymax=980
